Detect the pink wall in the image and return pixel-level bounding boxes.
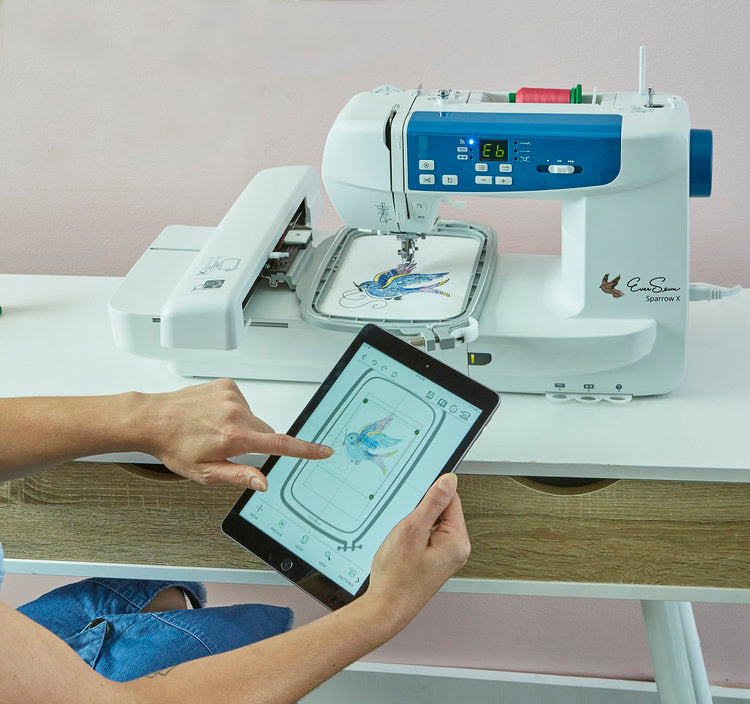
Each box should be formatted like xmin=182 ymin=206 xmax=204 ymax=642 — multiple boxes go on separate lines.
xmin=0 ymin=0 xmax=748 ymax=285
xmin=1 ymin=0 xmax=748 ymax=689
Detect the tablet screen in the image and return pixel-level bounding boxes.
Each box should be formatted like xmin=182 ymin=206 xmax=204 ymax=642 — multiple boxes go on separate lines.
xmin=238 ymin=341 xmax=482 ymax=595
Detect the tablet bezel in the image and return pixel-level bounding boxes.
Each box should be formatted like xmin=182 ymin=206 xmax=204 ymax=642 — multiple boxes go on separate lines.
xmin=221 ymin=323 xmax=500 ymax=610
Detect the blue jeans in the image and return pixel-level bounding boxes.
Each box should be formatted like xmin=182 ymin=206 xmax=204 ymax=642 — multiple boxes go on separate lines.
xmin=18 ymin=578 xmax=293 ymax=681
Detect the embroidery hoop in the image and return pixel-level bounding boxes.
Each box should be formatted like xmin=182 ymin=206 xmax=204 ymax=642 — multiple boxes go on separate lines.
xmin=298 ymin=221 xmax=496 ymax=351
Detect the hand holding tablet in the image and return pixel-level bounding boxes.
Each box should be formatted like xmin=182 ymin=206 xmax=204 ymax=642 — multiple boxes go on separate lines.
xmin=223 ymin=324 xmax=500 ymax=609
xmin=365 ymin=472 xmax=470 ymax=626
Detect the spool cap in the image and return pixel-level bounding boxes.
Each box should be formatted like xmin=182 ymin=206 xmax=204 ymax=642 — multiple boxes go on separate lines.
xmin=689 ymin=129 xmax=712 ymax=197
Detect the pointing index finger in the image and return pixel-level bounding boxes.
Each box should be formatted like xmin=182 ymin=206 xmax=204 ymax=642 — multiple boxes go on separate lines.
xmin=249 ymin=431 xmax=333 ymax=460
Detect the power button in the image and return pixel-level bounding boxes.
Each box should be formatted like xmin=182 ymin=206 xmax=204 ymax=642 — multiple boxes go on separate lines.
xmin=280 ymin=558 xmax=293 ymax=572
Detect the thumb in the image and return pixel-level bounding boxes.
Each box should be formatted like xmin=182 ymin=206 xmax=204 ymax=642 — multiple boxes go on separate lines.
xmin=409 ymin=473 xmax=457 ymax=528
xmin=198 ymin=461 xmax=268 ymax=490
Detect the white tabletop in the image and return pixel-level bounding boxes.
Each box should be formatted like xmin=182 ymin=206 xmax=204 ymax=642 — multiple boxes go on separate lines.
xmin=1 ymin=274 xmax=748 ymax=481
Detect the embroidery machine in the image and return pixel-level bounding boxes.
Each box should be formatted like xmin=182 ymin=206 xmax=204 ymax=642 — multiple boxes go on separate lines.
xmin=110 ymin=54 xmax=713 ymax=399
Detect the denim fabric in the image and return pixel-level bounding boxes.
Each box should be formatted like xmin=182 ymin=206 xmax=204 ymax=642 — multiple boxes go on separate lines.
xmin=18 ymin=577 xmax=293 ymax=681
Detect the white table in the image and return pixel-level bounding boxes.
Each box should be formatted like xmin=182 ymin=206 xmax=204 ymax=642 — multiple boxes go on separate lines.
xmin=1 ymin=275 xmax=748 ymax=481
xmin=2 ymin=274 xmax=749 ymax=703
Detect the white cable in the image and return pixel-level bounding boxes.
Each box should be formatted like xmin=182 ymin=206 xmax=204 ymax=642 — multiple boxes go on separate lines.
xmin=689 ymin=282 xmax=743 ymax=302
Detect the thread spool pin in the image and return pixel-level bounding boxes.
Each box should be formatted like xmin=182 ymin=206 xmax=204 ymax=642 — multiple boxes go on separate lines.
xmin=639 ymin=45 xmax=646 ymax=95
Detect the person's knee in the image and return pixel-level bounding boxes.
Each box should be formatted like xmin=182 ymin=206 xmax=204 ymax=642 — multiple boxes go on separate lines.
xmin=141 ymin=587 xmax=188 ymax=613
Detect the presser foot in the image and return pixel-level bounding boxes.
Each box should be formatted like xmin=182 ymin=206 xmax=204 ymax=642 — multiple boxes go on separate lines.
xmin=546 ymin=392 xmax=633 ymax=405
xmin=396 ymin=232 xmax=424 ymax=266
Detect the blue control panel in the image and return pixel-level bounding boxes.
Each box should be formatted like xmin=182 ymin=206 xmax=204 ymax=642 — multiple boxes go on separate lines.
xmin=406 ymin=112 xmax=622 ymax=192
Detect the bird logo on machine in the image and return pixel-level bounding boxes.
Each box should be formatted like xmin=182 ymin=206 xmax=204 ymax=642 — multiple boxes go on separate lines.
xmin=354 ymin=262 xmax=451 ymax=300
xmin=344 ymin=416 xmax=402 ymax=474
xmin=600 ymin=273 xmax=625 ymax=298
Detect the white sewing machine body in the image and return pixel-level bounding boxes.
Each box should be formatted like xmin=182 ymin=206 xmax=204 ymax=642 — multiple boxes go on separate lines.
xmin=111 ymin=83 xmax=712 ymax=397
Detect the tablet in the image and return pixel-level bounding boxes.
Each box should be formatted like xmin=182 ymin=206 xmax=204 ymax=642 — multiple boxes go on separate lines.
xmin=222 ymin=324 xmax=500 ymax=610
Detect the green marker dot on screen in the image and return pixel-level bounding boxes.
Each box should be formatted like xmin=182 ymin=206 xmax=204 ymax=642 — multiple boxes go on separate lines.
xmin=368 ymin=494 xmax=374 ymax=500
xmin=414 ymin=429 xmax=420 ymax=435
xmin=363 ymin=398 xmax=368 ymax=403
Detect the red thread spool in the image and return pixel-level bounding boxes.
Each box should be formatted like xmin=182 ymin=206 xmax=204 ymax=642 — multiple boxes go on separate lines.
xmin=514 ymin=87 xmax=570 ymax=103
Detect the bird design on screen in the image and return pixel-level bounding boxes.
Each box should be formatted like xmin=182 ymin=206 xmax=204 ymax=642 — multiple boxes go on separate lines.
xmin=280 ymin=375 xmax=442 ymax=552
xmin=344 ymin=416 xmax=402 ymax=474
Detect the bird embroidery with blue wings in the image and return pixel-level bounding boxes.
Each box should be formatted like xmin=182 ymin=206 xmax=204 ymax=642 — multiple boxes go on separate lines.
xmin=344 ymin=416 xmax=402 ymax=474
xmin=354 ymin=262 xmax=450 ymax=300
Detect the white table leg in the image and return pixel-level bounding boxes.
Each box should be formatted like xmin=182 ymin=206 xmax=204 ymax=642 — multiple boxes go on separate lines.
xmin=678 ymin=602 xmax=713 ymax=704
xmin=641 ymin=600 xmax=697 ymax=704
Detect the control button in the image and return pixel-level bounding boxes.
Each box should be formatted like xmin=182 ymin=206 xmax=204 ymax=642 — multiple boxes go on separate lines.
xmin=419 ymin=159 xmax=435 ymax=171
xmin=457 ymin=154 xmax=469 ymax=160
xmin=442 ymin=175 xmax=458 ymax=186
xmin=495 ymin=176 xmax=513 ymax=185
xmin=280 ymin=558 xmax=293 ymax=571
xmin=475 ymin=175 xmax=492 ymax=184
xmin=418 ymin=174 xmax=435 ymax=185
xmin=475 ymin=163 xmax=488 ymax=172
xmin=457 ymin=146 xmax=468 ymax=153
xmin=548 ymin=164 xmax=575 ymax=174
xmin=499 ymin=163 xmax=513 ymax=172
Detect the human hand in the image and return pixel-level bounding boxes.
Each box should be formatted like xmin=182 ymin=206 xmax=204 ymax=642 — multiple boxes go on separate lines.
xmin=365 ymin=473 xmax=470 ymax=630
xmin=135 ymin=379 xmax=332 ymax=489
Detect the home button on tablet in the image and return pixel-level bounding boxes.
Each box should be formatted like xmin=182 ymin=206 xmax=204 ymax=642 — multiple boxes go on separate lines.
xmin=280 ymin=558 xmax=293 ymax=572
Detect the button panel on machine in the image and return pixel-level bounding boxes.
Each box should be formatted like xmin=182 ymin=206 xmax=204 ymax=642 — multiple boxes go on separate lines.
xmin=406 ymin=111 xmax=622 ymax=193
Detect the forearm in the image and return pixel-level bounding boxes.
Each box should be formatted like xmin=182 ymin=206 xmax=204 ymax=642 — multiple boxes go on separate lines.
xmin=124 ymin=594 xmax=405 ymax=704
xmin=0 ymin=394 xmax=146 ymax=480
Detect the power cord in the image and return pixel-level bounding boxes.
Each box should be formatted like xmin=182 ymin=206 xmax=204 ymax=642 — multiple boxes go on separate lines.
xmin=689 ymin=282 xmax=743 ymax=301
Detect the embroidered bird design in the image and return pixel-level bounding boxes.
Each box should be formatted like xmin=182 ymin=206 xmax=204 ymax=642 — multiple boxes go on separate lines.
xmin=355 ymin=262 xmax=450 ymax=300
xmin=600 ymin=273 xmax=624 ymax=298
xmin=344 ymin=416 xmax=402 ymax=475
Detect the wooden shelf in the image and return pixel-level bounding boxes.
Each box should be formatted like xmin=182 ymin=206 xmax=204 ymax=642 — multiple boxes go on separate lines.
xmin=3 ymin=463 xmax=749 ymax=589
